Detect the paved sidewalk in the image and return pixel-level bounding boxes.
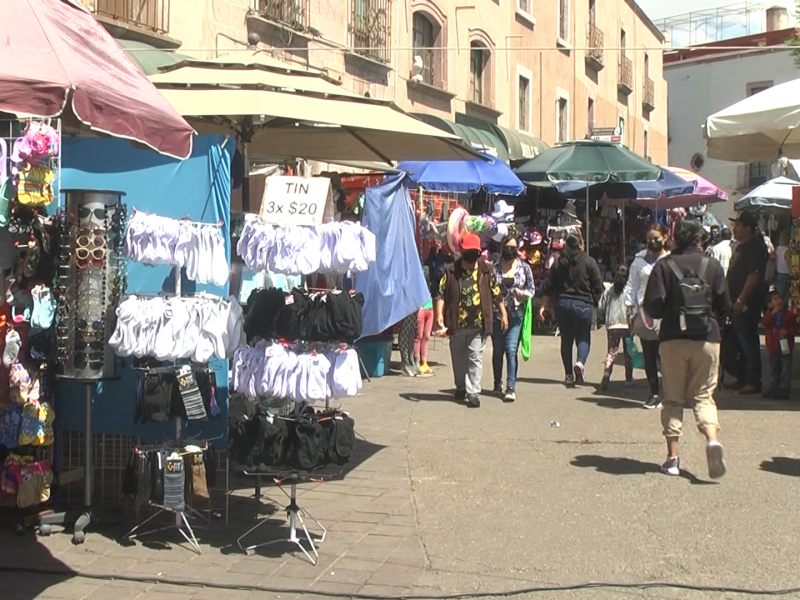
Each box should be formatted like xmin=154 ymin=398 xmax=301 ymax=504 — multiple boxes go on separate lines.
xmin=5 ymin=332 xmax=800 ymax=600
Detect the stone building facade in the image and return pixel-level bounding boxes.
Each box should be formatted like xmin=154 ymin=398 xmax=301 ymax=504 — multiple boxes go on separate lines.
xmin=88 ymin=0 xmax=668 ymax=163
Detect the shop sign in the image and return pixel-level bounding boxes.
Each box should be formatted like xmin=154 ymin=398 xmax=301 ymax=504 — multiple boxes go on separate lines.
xmin=519 ymin=142 xmax=540 ymax=159
xmin=260 ymin=176 xmax=331 ymax=226
xmin=472 ymin=143 xmax=499 ymax=157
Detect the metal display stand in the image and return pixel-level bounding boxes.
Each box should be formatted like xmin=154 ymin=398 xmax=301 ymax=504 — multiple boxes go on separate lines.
xmin=236 ymin=473 xmax=327 ymax=564
xmin=122 ymin=266 xmax=203 ymax=554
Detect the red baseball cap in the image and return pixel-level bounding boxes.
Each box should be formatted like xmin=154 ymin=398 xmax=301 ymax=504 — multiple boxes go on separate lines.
xmin=460 ymin=232 xmax=482 ymax=251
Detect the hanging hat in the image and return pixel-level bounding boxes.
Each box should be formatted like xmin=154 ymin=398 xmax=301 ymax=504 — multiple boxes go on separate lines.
xmin=492 ymin=223 xmax=509 ymax=242
xmin=491 ymin=199 xmax=514 ymax=220
xmin=447 ymin=207 xmax=468 ymax=253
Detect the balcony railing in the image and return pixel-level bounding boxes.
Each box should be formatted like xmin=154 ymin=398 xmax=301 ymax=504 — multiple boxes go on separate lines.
xmin=257 ymin=0 xmax=309 ymax=32
xmin=585 ymin=22 xmax=604 ymax=71
xmin=348 ymin=0 xmax=392 ymax=64
xmin=95 ymin=0 xmax=169 ymax=33
xmin=617 ymin=56 xmax=633 ymax=95
xmin=643 ymin=76 xmax=655 ymax=111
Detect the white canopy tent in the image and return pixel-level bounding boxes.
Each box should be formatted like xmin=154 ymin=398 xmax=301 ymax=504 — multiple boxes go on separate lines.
xmin=704 ymin=77 xmax=800 ymax=162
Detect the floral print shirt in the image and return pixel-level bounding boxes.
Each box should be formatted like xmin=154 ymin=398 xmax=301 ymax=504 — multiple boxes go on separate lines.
xmin=493 ymin=259 xmax=535 ymax=318
xmin=439 ymin=263 xmax=501 ymax=330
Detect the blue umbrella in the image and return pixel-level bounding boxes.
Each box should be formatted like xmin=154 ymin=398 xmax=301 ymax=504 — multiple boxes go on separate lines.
xmin=397 ymin=154 xmax=525 ymax=196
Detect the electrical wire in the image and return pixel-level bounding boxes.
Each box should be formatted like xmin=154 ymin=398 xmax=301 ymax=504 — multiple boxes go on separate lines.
xmin=4 ymin=564 xmax=800 ymax=598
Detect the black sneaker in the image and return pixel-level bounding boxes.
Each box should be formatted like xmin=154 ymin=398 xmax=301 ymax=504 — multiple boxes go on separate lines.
xmin=493 ymin=383 xmax=504 ymax=396
xmin=467 ymin=394 xmax=481 ymax=408
xmin=643 ymin=394 xmax=662 ymax=409
xmin=455 ymin=389 xmax=467 ymax=402
xmin=503 ymin=388 xmax=516 ymax=403
xmin=599 ymin=370 xmax=611 ymax=391
xmin=565 ymin=375 xmax=575 ymax=388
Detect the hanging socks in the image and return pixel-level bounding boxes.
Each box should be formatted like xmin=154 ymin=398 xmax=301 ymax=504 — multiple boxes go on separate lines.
xmin=163 ymin=454 xmax=185 ymax=511
xmin=177 ymin=366 xmax=207 ymax=421
xmin=4 ymin=329 xmax=20 ymax=366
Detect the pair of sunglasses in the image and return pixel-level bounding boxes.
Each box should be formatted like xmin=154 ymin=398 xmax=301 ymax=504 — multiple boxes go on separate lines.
xmin=77 ymin=318 xmax=104 ymax=332
xmin=79 ymin=207 xmax=106 ymax=221
xmin=74 ymin=355 xmax=103 ymax=370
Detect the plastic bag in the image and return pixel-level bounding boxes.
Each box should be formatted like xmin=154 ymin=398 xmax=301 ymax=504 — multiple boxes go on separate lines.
xmin=625 ymin=337 xmax=645 ymax=370
xmin=521 ymin=298 xmax=533 ymax=361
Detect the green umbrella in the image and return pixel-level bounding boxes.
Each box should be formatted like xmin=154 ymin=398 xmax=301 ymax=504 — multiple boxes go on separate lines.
xmin=514 ymin=139 xmax=660 ymax=183
xmin=513 ymin=140 xmax=661 ymax=249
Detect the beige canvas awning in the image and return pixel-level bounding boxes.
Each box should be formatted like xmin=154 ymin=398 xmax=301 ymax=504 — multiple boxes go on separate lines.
xmin=150 ymin=51 xmax=479 ymax=163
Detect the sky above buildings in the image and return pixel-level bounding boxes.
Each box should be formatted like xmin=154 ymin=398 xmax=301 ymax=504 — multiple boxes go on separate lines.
xmin=638 ymin=0 xmax=794 ymax=21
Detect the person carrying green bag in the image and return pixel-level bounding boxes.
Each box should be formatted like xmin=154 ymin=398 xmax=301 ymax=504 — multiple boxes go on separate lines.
xmin=492 ymin=234 xmax=535 ymax=403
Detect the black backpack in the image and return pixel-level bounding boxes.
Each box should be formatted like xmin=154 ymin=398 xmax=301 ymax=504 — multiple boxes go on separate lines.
xmin=666 ymin=257 xmax=712 ymax=340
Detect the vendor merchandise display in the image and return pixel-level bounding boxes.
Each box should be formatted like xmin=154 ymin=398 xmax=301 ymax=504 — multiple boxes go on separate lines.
xmin=244 ymin=288 xmax=364 ymax=343
xmin=108 ymin=295 xmax=244 ymax=361
xmin=237 ymin=216 xmax=376 ymax=275
xmin=232 ymin=342 xmax=361 ymax=402
xmin=228 ymin=403 xmax=355 ymax=472
xmin=124 ymin=210 xmax=228 ymax=286
xmin=134 ymin=365 xmax=221 ymax=424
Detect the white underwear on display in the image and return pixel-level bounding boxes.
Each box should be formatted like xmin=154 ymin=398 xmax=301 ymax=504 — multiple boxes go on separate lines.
xmin=232 ymin=344 xmax=361 ymax=403
xmin=108 ymin=295 xmax=244 ymax=362
xmin=236 ymin=215 xmax=376 ymax=276
xmin=124 ymin=210 xmax=229 ymax=286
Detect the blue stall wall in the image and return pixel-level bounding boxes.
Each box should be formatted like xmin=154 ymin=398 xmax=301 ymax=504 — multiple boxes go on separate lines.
xmin=58 ymin=134 xmax=233 ymax=441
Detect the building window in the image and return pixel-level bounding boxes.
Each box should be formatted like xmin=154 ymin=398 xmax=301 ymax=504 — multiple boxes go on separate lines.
xmin=587 ymin=97 xmax=595 ymax=136
xmin=619 ymin=29 xmax=626 ymax=64
xmin=518 ymin=75 xmax=530 ymax=132
xmin=95 ymin=0 xmax=170 ymax=33
xmin=557 ymin=96 xmax=569 ymax=143
xmin=746 ymin=82 xmax=772 ymax=183
xmin=349 ymin=0 xmax=391 ymax=64
xmin=618 ymin=116 xmax=625 ymax=145
xmin=644 ymin=53 xmax=650 ymax=78
xmin=558 ymin=0 xmax=569 ymax=41
xmin=518 ymin=0 xmax=530 ymax=12
xmin=469 ymin=42 xmax=490 ymax=105
xmin=413 ymin=12 xmax=441 ymax=86
xmin=643 ymin=129 xmax=649 ymax=160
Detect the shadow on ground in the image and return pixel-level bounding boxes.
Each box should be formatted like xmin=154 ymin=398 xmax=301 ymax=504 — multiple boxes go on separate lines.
xmin=760 ymin=457 xmax=800 ymax=477
xmin=570 ymin=454 xmax=717 ymax=485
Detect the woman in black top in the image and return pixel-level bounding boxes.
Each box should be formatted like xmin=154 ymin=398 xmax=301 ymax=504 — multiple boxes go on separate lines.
xmin=540 ymin=234 xmax=604 ymax=386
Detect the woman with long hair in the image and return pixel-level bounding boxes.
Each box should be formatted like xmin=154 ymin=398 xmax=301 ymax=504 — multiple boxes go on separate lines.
xmin=492 ymin=234 xmax=534 ymax=402
xmin=624 ymin=223 xmax=670 ymax=408
xmin=540 ymin=233 xmax=604 ymax=386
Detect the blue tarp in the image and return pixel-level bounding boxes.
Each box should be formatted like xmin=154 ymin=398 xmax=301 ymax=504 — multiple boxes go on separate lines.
xmin=356 ymin=174 xmax=430 ymax=338
xmin=58 ymin=134 xmax=233 ymax=440
xmin=397 ymin=154 xmax=525 ymax=195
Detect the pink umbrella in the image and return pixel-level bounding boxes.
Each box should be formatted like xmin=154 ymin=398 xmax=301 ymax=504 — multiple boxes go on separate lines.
xmin=659 ymin=165 xmax=728 ymax=207
xmin=0 ymin=0 xmax=193 ymax=159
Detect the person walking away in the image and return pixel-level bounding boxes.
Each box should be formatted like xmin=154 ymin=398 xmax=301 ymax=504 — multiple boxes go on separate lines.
xmin=726 ymin=212 xmax=769 ymax=394
xmin=414 ymin=297 xmax=435 ymax=376
xmin=435 ymin=233 xmax=506 ymax=408
xmin=624 ymin=224 xmax=669 ymax=408
xmin=598 ymin=266 xmax=633 ymax=391
xmin=540 ymin=234 xmax=604 ymax=387
xmin=706 ymin=227 xmax=733 ymax=276
xmin=761 ymin=290 xmax=796 ymax=399
xmin=774 ymin=229 xmax=791 ymax=304
xmin=492 ymin=235 xmax=534 ymax=402
xmin=643 ymin=219 xmax=731 ymax=479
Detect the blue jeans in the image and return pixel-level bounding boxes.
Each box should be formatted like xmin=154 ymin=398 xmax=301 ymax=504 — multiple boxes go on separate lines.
xmin=492 ymin=314 xmax=523 ymax=389
xmin=769 ymin=351 xmax=793 ymax=392
xmin=555 ymin=297 xmax=593 ymax=375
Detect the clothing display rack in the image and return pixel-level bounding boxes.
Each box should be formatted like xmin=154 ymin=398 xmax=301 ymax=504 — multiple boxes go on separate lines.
xmin=122 ymin=266 xmax=204 ymax=554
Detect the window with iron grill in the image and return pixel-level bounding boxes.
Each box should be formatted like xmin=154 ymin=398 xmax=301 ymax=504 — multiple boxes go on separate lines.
xmin=557 ymin=97 xmax=568 ymax=143
xmin=413 ymin=12 xmax=437 ymax=85
xmin=95 ymin=0 xmax=169 ymax=33
xmin=559 ymin=0 xmax=569 ymax=41
xmin=518 ymin=75 xmax=530 ymax=131
xmin=350 ymin=0 xmax=391 ymax=64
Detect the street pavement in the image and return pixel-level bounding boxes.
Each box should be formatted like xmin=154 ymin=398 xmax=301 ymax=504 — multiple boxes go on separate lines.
xmin=3 ymin=330 xmax=800 ymax=599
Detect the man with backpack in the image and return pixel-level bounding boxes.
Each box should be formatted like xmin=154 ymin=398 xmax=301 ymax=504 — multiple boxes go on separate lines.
xmin=643 ymin=219 xmax=732 ymax=479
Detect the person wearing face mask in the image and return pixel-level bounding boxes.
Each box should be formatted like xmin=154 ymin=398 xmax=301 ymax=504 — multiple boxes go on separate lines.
xmin=491 ymin=235 xmax=534 ymax=402
xmin=540 ymin=233 xmax=604 ymax=386
xmin=624 ymin=224 xmax=670 ymax=409
xmin=435 ymin=233 xmax=505 ymax=408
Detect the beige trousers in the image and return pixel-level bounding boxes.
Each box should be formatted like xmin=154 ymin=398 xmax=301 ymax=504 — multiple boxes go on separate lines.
xmin=659 ymin=339 xmax=721 ymax=438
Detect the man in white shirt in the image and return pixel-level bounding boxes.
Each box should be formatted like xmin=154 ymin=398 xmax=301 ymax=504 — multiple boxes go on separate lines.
xmin=706 ymin=227 xmax=733 ymax=276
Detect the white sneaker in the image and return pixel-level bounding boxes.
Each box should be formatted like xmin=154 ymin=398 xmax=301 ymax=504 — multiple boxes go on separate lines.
xmin=706 ymin=441 xmax=726 ymax=479
xmin=661 ymin=456 xmax=680 ymax=476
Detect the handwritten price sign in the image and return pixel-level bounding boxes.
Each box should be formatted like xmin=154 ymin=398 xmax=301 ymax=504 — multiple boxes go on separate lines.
xmin=259 ymin=176 xmax=331 ymax=226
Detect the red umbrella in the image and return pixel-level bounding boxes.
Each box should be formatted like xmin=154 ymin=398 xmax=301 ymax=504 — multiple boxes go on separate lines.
xmin=0 ymin=0 xmax=193 ymax=159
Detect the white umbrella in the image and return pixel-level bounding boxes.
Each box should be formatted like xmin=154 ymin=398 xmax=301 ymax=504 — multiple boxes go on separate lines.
xmin=733 ymin=176 xmax=799 ymax=211
xmin=704 ymin=77 xmax=800 ymax=162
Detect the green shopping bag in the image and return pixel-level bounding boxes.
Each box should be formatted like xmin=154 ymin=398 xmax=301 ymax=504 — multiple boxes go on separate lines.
xmin=521 ymin=298 xmax=533 ymax=361
xmin=625 ymin=337 xmax=645 ymax=370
